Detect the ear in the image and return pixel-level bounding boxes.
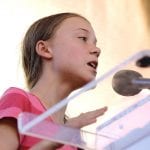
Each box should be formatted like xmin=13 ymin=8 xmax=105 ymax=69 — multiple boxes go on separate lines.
xmin=35 ymin=40 xmax=53 ymax=59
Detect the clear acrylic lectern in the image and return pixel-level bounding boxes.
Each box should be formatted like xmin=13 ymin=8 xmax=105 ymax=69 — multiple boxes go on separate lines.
xmin=18 ymin=50 xmax=150 ymax=150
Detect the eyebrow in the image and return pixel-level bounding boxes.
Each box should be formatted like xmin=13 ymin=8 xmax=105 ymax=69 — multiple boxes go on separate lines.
xmin=76 ymin=28 xmax=97 ymax=44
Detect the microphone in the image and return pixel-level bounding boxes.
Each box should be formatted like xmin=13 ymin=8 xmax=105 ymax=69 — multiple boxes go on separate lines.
xmin=112 ymin=70 xmax=150 ymax=96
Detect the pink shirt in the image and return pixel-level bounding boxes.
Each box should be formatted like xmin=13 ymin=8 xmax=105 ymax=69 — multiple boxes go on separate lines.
xmin=0 ymin=87 xmax=77 ymax=150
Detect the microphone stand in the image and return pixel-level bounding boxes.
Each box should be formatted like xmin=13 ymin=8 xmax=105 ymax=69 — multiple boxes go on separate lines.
xmin=132 ymin=78 xmax=150 ymax=89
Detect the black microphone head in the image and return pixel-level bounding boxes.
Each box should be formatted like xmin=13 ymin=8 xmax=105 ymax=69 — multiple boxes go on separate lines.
xmin=112 ymin=70 xmax=143 ymax=96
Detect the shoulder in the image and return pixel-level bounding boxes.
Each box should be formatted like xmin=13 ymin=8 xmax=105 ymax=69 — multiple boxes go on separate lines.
xmin=0 ymin=87 xmax=30 ymax=107
xmin=0 ymin=87 xmax=45 ymax=118
xmin=1 ymin=87 xmax=28 ymax=97
xmin=0 ymin=87 xmax=31 ymax=119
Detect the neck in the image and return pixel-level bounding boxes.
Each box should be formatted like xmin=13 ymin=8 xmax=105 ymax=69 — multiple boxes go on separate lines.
xmin=30 ymin=75 xmax=76 ymax=124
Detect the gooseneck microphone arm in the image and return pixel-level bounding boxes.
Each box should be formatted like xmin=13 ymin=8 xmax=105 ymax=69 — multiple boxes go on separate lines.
xmin=132 ymin=78 xmax=150 ymax=89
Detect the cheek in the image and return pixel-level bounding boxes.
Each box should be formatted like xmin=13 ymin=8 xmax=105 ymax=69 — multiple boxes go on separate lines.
xmin=52 ymin=39 xmax=87 ymax=66
xmin=67 ymin=44 xmax=86 ymax=59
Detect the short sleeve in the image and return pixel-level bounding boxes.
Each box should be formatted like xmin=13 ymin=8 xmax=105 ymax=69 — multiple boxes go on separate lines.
xmin=0 ymin=88 xmax=31 ymax=144
xmin=0 ymin=89 xmax=30 ymax=120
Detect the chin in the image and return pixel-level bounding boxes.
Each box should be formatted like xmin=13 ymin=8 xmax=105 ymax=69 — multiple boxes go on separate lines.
xmin=72 ymin=74 xmax=96 ymax=89
xmin=77 ymin=79 xmax=97 ymax=93
xmin=82 ymin=76 xmax=96 ymax=86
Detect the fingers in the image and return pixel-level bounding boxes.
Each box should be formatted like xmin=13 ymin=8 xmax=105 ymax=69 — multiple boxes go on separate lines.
xmin=65 ymin=106 xmax=108 ymax=129
xmin=82 ymin=106 xmax=108 ymax=118
xmin=78 ymin=107 xmax=108 ymax=127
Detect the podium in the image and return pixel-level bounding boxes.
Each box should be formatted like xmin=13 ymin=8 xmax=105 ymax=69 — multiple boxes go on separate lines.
xmin=18 ymin=50 xmax=150 ymax=149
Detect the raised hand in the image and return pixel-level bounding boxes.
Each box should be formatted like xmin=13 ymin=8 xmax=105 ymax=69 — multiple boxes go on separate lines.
xmin=65 ymin=106 xmax=108 ymax=128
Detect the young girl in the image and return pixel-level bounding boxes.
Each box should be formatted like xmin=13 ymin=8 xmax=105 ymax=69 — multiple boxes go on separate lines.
xmin=0 ymin=12 xmax=107 ymax=150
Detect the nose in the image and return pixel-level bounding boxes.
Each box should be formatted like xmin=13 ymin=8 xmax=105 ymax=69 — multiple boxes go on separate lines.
xmin=90 ymin=46 xmax=101 ymax=57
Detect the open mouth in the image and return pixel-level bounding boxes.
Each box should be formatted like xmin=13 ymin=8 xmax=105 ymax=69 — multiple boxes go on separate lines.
xmin=87 ymin=61 xmax=98 ymax=70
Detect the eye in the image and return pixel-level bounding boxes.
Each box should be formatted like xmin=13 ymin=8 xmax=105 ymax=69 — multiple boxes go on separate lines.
xmin=78 ymin=37 xmax=87 ymax=42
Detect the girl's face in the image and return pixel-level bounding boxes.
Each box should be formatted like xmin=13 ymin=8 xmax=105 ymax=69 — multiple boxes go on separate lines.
xmin=49 ymin=17 xmax=100 ymax=88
